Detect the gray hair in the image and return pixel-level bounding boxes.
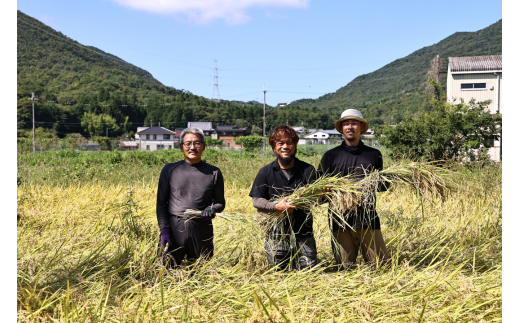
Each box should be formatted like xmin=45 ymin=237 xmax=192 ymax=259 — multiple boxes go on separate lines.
xmin=180 ymin=127 xmax=205 ymax=144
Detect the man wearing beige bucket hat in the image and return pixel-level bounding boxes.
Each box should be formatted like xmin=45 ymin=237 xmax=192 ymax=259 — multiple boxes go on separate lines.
xmin=319 ymin=109 xmax=389 ymax=269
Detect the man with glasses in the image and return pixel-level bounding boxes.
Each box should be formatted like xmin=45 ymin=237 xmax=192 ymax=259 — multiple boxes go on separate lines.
xmin=249 ymin=125 xmax=318 ymax=270
xmin=156 ymin=127 xmax=225 ymax=268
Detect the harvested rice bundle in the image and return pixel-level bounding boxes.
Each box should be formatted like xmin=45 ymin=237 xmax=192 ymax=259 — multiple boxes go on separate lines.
xmin=254 ymin=173 xmax=364 ymax=232
xmin=256 ymin=161 xmax=455 ymax=232
xmin=362 ymin=161 xmax=456 ymax=201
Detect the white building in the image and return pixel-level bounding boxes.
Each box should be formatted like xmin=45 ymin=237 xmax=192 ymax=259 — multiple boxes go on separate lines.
xmin=447 ymin=55 xmax=502 ymax=161
xmin=303 ymin=129 xmax=342 ymax=144
xmin=136 ymin=126 xmax=176 ymax=151
xmin=187 ymin=122 xmax=216 ymax=138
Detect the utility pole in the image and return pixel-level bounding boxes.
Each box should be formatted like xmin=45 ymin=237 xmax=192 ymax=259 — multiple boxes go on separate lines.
xmin=106 ymin=127 xmax=108 ymax=137
xmin=28 ymin=92 xmax=38 ymax=153
xmin=263 ymin=85 xmax=266 ymax=153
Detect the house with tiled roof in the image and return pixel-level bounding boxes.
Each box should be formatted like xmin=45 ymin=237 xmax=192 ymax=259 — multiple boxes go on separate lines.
xmin=215 ymin=125 xmax=246 ymax=148
xmin=447 ymin=55 xmax=502 ymax=161
xmin=187 ymin=122 xmax=216 ymax=137
xmin=136 ymin=126 xmax=176 ymax=151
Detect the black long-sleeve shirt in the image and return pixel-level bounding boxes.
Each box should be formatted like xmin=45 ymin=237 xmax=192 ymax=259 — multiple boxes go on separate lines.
xmin=156 ymin=160 xmax=225 ymax=230
xmin=318 ymin=141 xmax=386 ymax=229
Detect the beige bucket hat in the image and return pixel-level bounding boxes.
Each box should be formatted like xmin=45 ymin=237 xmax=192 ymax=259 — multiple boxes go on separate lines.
xmin=335 ymin=109 xmax=369 ymax=134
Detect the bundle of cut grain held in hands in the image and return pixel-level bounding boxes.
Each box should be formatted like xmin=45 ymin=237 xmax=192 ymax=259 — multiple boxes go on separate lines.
xmin=255 ymin=161 xmax=456 ymax=233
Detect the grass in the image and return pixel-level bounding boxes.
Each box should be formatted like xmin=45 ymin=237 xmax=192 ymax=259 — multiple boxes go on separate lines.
xmin=17 ymin=149 xmax=501 ymax=322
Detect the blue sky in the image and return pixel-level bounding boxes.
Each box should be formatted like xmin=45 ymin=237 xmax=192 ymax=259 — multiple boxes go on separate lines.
xmin=16 ymin=0 xmax=502 ymax=106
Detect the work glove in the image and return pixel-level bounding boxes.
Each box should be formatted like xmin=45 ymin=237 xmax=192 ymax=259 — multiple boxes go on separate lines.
xmin=201 ymin=205 xmax=217 ymax=219
xmin=160 ymin=228 xmax=171 ymax=246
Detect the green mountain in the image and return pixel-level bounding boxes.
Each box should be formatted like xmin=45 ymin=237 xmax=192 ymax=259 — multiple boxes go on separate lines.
xmin=288 ymin=20 xmax=502 ymax=128
xmin=18 ymin=10 xmax=340 ymax=138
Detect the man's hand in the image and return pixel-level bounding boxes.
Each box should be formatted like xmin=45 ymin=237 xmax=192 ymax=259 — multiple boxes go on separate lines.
xmin=201 ymin=205 xmax=217 ymax=219
xmin=160 ymin=228 xmax=171 ymax=246
xmin=275 ymin=197 xmax=298 ymax=214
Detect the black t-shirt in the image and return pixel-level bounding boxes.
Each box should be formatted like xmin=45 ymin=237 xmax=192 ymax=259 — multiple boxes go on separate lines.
xmin=249 ymin=158 xmax=316 ymax=237
xmin=319 ymin=141 xmax=384 ymax=230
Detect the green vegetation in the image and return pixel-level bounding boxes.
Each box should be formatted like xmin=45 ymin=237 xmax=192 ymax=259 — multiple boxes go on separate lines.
xmin=234 ymin=135 xmax=264 ymax=152
xmin=289 ymin=20 xmax=502 ymax=128
xmin=17 ymin=150 xmax=502 ymax=321
xmin=379 ymin=80 xmax=502 ymax=161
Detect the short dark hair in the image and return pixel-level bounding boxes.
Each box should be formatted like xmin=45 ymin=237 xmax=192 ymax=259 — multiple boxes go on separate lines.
xmin=268 ymin=125 xmax=299 ymax=150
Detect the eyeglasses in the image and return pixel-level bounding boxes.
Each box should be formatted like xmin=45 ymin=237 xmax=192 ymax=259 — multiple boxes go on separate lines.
xmin=182 ymin=141 xmax=203 ymax=148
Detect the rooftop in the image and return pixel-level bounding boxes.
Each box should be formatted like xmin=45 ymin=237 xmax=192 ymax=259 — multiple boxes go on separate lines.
xmin=136 ymin=126 xmax=175 ymax=135
xmin=187 ymin=122 xmax=214 ymax=131
xmin=449 ymin=55 xmax=502 ymax=72
xmin=215 ymin=125 xmax=245 ymax=131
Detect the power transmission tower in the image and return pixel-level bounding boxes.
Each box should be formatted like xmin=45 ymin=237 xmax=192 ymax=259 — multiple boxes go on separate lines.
xmin=212 ymin=60 xmax=220 ymax=102
xmin=28 ymin=92 xmax=38 ymax=153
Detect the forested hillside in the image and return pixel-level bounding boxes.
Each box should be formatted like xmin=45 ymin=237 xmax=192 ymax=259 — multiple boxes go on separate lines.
xmin=289 ymin=20 xmax=502 ymax=128
xmin=17 ymin=10 xmax=501 ymax=138
xmin=17 ymin=11 xmax=340 ymax=138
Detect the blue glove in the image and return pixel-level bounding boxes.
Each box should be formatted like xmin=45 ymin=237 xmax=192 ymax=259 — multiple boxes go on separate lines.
xmin=160 ymin=228 xmax=171 ymax=246
xmin=201 ymin=205 xmax=216 ymax=219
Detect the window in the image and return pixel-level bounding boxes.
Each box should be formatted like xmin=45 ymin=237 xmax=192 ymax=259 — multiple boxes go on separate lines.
xmin=168 ymin=145 xmax=172 ymax=149
xmin=222 ymin=132 xmax=227 ymax=136
xmin=232 ymin=132 xmax=237 ymax=136
xmin=163 ymin=134 xmax=170 ymax=140
xmin=153 ymin=134 xmax=157 ymax=140
xmin=157 ymin=144 xmax=165 ymax=150
xmin=146 ymin=145 xmax=150 ymax=150
xmin=461 ymin=83 xmax=486 ymax=90
xmin=314 ymin=135 xmax=317 ymax=137
xmin=146 ymin=134 xmax=150 ymax=140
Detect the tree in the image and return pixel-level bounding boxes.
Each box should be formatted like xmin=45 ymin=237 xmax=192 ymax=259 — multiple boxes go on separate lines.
xmin=205 ymin=137 xmax=223 ymax=147
xmin=234 ymin=135 xmax=263 ymax=152
xmin=379 ymin=98 xmax=501 ymax=161
xmin=81 ymin=112 xmax=120 ymax=137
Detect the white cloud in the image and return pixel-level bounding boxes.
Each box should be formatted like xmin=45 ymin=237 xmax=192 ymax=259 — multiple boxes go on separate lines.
xmin=110 ymin=0 xmax=310 ymax=24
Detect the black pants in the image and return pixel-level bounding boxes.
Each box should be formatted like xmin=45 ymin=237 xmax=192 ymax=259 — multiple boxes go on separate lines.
xmin=264 ymin=235 xmax=318 ymax=271
xmin=164 ymin=216 xmax=214 ymax=268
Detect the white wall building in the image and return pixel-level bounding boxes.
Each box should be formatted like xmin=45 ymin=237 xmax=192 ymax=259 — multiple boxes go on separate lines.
xmin=447 ymin=55 xmax=502 ymax=161
xmin=136 ymin=126 xmax=176 ymax=151
xmin=303 ymin=129 xmax=342 ymax=144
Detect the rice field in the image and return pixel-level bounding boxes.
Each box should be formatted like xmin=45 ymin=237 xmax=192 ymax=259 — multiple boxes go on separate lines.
xmin=17 ymin=150 xmax=502 ymax=322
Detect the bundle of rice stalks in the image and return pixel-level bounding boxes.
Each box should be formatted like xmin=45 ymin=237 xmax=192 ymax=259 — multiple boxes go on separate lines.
xmin=363 ymin=161 xmax=456 ymax=201
xmin=257 ymin=161 xmax=456 ymax=233
xmin=255 ymin=174 xmax=364 ymax=232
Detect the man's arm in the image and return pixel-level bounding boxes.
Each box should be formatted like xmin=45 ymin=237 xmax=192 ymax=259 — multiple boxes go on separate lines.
xmin=375 ymin=151 xmax=391 ymax=192
xmin=156 ymin=165 xmax=172 ymax=230
xmin=252 ymin=197 xmax=276 ymax=213
xmin=249 ymin=168 xmax=298 ymax=214
xmin=211 ymin=170 xmax=226 ymax=213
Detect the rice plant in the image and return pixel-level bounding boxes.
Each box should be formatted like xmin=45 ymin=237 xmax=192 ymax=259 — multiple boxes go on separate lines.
xmin=17 ymin=154 xmax=501 ymax=322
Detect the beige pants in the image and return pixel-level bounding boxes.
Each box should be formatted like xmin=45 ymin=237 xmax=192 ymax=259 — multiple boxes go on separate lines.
xmin=332 ymin=229 xmax=389 ymax=269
